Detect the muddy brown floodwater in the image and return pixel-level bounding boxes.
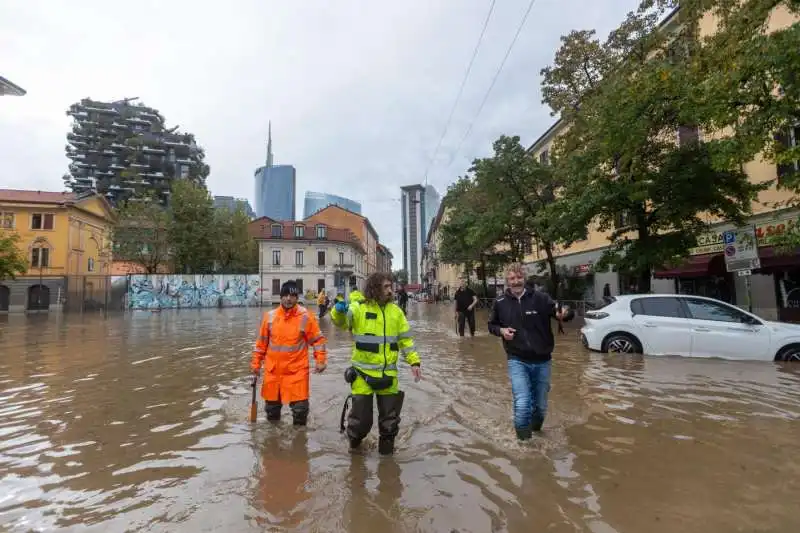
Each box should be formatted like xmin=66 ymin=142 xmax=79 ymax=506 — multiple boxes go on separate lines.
xmin=1 ymin=305 xmax=799 ymax=532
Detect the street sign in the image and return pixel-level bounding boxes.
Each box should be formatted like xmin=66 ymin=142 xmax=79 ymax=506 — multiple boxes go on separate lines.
xmin=722 ymin=226 xmax=761 ymax=273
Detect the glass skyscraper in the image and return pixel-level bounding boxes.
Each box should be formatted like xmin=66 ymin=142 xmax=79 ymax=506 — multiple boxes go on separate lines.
xmin=253 ymin=123 xmax=297 ymax=220
xmin=303 ymin=191 xmax=361 ymax=218
xmin=400 ymin=183 xmax=440 ymax=284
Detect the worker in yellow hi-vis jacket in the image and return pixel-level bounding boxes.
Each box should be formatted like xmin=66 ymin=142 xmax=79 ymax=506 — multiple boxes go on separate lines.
xmin=330 ymin=273 xmax=421 ymax=455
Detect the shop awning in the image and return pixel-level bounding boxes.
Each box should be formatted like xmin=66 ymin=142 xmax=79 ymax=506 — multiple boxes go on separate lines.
xmin=653 ymin=253 xmax=725 ymax=279
xmin=755 ymin=247 xmax=800 ymax=271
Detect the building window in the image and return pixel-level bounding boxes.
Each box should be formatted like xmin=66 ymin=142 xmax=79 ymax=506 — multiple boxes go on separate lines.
xmin=294 ymin=225 xmax=305 ymax=238
xmin=295 ymin=278 xmax=304 ymax=293
xmin=295 ymin=250 xmax=304 ymax=266
xmin=0 ymin=212 xmax=14 ymax=229
xmin=317 ymin=279 xmax=325 ymax=292
xmin=614 ymin=211 xmax=632 ymax=230
xmin=539 ymin=150 xmax=549 ymax=165
xmin=31 ymin=213 xmax=54 ymax=230
xmin=272 ymin=250 xmax=281 ymax=266
xmin=318 ymin=250 xmax=326 ymax=266
xmin=777 ymin=125 xmax=800 ymax=183
xmin=271 ymin=224 xmax=282 ymax=238
xmin=88 ymin=258 xmax=95 ymax=272
xmin=315 ymin=225 xmax=327 ymax=239
xmin=272 ymin=278 xmax=280 ymax=294
xmin=338 ymin=251 xmax=345 ymax=265
xmin=31 ymin=247 xmax=50 ymax=268
xmin=677 ymin=125 xmax=701 ymax=146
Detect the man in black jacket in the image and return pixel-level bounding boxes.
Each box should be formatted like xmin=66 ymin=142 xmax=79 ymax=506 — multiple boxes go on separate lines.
xmin=488 ymin=263 xmax=575 ymax=440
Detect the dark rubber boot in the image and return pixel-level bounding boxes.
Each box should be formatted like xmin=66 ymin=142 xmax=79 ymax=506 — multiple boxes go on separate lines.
xmin=290 ymin=400 xmax=309 ymax=426
xmin=349 ymin=437 xmax=362 ymax=450
xmin=515 ymin=427 xmax=533 ymax=441
xmin=378 ymin=436 xmax=395 ymax=455
xmin=376 ymin=391 xmax=405 ymax=455
xmin=346 ymin=395 xmax=374 ymax=449
xmin=531 ymin=415 xmax=544 ymax=432
xmin=265 ymin=401 xmax=282 ymax=423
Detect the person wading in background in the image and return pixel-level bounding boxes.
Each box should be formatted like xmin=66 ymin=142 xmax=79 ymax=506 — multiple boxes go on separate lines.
xmin=454 ymin=279 xmax=478 ymax=337
xmin=395 ymin=285 xmax=409 ymax=315
xmin=331 ymin=272 xmax=421 ymax=455
xmin=317 ymin=289 xmax=328 ymax=319
xmin=488 ymin=263 xmax=574 ymax=441
xmin=251 ymin=281 xmax=328 ymax=426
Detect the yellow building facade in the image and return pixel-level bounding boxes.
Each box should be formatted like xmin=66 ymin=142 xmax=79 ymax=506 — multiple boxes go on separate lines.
xmin=421 ymin=203 xmax=465 ymax=300
xmin=0 ymin=189 xmax=115 ymax=312
xmin=523 ymin=5 xmax=800 ymax=320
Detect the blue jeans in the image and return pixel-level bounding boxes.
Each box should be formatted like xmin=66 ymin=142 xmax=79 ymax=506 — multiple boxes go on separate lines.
xmin=507 ymin=358 xmax=551 ymax=433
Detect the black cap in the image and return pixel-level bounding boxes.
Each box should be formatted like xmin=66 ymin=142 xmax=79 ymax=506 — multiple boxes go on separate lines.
xmin=280 ymin=281 xmax=300 ymax=297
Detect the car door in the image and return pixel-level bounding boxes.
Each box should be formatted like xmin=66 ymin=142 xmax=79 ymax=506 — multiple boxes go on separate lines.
xmin=630 ymin=297 xmax=694 ymax=356
xmin=681 ymin=297 xmax=772 ymax=360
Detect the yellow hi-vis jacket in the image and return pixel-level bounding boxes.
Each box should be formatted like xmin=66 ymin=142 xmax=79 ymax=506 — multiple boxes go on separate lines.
xmin=331 ymin=299 xmax=420 ymax=380
xmin=348 ymin=290 xmax=365 ymax=303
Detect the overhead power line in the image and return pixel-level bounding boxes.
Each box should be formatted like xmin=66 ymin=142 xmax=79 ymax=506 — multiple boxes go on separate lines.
xmin=445 ymin=0 xmax=540 ymax=170
xmin=423 ymin=0 xmax=497 ymax=188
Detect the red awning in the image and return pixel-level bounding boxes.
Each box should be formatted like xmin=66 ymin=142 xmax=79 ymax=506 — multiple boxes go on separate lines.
xmin=653 ymin=253 xmax=725 ymax=279
xmin=756 ymin=247 xmax=800 ymax=271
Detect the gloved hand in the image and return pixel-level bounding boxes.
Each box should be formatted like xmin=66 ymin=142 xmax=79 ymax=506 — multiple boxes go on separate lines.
xmin=334 ymin=301 xmax=348 ymax=313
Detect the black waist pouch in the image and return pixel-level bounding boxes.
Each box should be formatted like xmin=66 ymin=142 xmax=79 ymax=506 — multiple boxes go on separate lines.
xmin=355 ymin=368 xmax=393 ymax=391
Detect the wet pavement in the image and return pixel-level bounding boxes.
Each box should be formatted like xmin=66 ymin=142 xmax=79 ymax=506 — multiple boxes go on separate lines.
xmin=0 ymin=304 xmax=799 ymax=533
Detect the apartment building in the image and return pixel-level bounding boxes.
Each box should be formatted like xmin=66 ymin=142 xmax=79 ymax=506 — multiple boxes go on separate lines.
xmin=63 ymin=97 xmax=209 ymax=205
xmin=524 ymin=5 xmax=800 ymax=320
xmin=248 ymin=217 xmax=366 ymax=302
xmin=421 ymin=202 xmax=464 ymax=300
xmin=305 ymin=205 xmax=380 ymax=276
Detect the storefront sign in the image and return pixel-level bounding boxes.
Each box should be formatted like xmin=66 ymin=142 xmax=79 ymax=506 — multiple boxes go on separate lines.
xmin=573 ymin=263 xmax=593 ymax=276
xmin=690 ymin=214 xmax=800 ymax=255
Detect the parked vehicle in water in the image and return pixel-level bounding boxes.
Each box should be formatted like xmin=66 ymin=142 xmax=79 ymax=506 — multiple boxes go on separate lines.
xmin=580 ymin=294 xmax=800 ymax=362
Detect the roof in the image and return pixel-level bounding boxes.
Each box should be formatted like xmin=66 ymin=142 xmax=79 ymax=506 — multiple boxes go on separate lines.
xmin=0 ymin=76 xmax=26 ymax=96
xmin=425 ymin=199 xmax=448 ymax=245
xmin=0 ymin=189 xmax=115 ymax=220
xmin=0 ymin=189 xmax=74 ymax=204
xmin=376 ymin=242 xmax=394 ymax=257
xmin=303 ymin=204 xmax=380 ymax=243
xmin=248 ymin=216 xmax=366 ymax=253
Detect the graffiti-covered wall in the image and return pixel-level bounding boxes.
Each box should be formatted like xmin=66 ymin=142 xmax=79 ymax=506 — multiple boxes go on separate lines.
xmin=127 ymin=274 xmax=263 ymax=310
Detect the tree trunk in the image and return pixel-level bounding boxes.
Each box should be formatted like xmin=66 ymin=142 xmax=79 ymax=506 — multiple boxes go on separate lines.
xmin=543 ymin=242 xmax=561 ymax=298
xmin=480 ymin=256 xmax=488 ymax=296
xmin=638 ymin=268 xmax=652 ymax=294
xmin=636 ymin=215 xmax=652 ymax=293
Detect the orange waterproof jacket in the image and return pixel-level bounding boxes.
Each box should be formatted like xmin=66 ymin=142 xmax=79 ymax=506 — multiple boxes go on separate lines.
xmin=250 ymin=305 xmax=328 ymax=403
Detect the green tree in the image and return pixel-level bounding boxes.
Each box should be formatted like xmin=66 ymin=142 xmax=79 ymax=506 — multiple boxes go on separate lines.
xmin=470 ymin=135 xmax=587 ymax=293
xmin=169 ymin=179 xmax=216 ymax=273
xmin=688 ymin=0 xmax=800 ymax=248
xmin=0 ymin=232 xmax=28 ymax=280
xmin=214 ymin=206 xmax=258 ymax=273
xmin=113 ymin=198 xmax=172 ymax=274
xmin=392 ymin=269 xmax=409 ymax=285
xmin=542 ymin=2 xmax=763 ymax=291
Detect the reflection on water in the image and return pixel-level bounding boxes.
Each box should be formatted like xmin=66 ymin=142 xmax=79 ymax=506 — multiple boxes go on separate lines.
xmin=0 ymin=305 xmax=799 ymax=532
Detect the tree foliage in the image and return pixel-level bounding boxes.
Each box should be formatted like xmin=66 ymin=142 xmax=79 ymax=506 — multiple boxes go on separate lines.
xmin=0 ymin=232 xmax=28 ymax=280
xmin=169 ymin=180 xmax=217 ymax=273
xmin=113 ymin=181 xmax=257 ymax=274
xmin=542 ymin=0 xmax=764 ymax=291
xmin=438 ymin=136 xmax=584 ymax=291
xmin=113 ymin=197 xmax=172 ymax=274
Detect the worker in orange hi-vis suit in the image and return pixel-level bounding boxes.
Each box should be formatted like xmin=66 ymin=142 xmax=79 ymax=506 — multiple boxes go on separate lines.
xmin=251 ymin=281 xmax=328 ymax=426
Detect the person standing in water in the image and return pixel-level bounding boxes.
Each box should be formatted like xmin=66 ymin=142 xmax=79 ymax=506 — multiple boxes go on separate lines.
xmin=331 ymin=272 xmax=422 ymax=455
xmin=251 ymin=281 xmax=328 ymax=426
xmin=488 ymin=263 xmax=574 ymax=441
xmin=453 ymin=279 xmax=478 ymax=337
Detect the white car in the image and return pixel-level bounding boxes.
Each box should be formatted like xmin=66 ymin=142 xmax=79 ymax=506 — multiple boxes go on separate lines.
xmin=580 ymin=294 xmax=800 ymax=362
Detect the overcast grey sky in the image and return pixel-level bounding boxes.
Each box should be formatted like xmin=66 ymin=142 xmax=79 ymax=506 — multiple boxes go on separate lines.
xmin=1 ymin=0 xmax=639 ymax=261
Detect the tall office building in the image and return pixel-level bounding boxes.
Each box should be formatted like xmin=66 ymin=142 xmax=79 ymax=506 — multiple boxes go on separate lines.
xmin=254 ymin=123 xmax=296 ymax=220
xmin=213 ymin=195 xmax=256 ymax=219
xmin=303 ymin=191 xmax=361 ymax=218
xmin=400 ymin=184 xmax=440 ymax=284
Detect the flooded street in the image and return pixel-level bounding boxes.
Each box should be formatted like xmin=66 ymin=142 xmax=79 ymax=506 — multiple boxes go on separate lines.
xmin=1 ymin=305 xmax=799 ymax=533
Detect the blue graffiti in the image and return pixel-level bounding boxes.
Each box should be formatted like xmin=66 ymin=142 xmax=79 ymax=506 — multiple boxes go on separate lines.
xmin=127 ymin=275 xmax=262 ymax=310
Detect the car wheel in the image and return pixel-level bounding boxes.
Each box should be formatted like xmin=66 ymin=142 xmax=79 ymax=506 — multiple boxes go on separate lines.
xmin=775 ymin=344 xmax=800 ymax=362
xmin=602 ymin=333 xmax=642 ymax=354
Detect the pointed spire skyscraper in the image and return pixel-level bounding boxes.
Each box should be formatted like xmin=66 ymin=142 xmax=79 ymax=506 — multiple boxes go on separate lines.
xmin=265 ymin=121 xmax=273 ymax=169
xmin=254 ymin=121 xmax=296 ymax=220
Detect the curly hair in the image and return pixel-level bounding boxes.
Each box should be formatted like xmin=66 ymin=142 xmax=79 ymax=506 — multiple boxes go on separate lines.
xmin=364 ymin=272 xmax=393 ymax=302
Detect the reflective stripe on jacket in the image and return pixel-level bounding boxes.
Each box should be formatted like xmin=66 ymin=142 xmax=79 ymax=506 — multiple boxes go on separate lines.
xmin=331 ymin=299 xmax=420 ymax=377
xmin=250 ymin=305 xmax=328 ymax=403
